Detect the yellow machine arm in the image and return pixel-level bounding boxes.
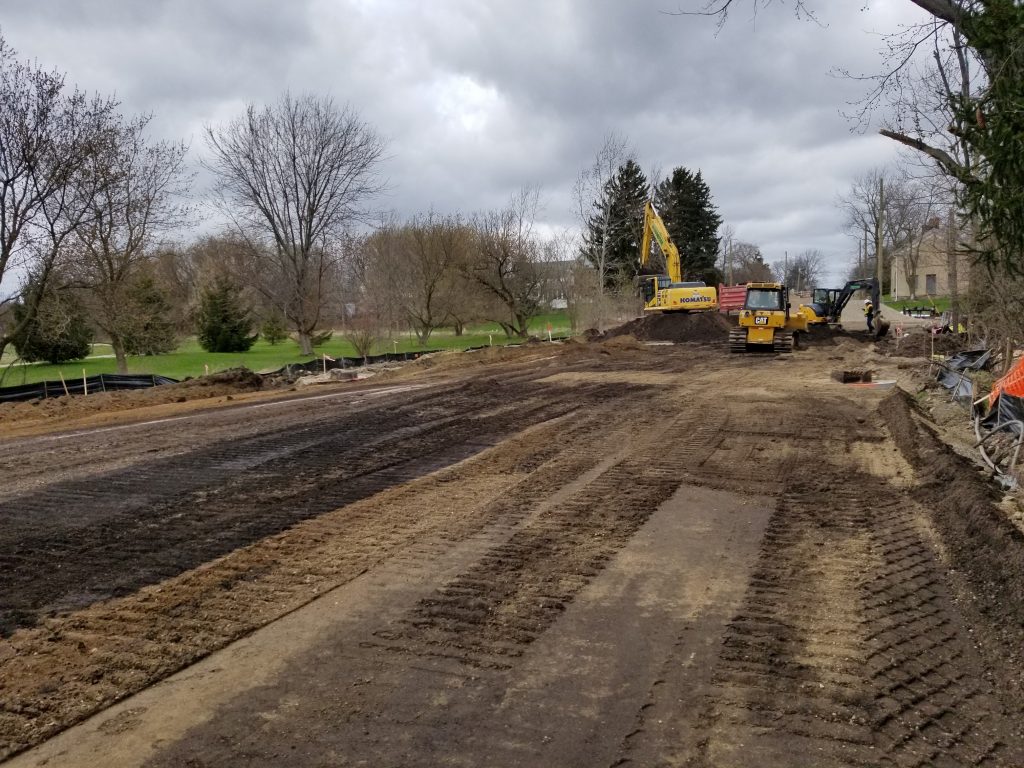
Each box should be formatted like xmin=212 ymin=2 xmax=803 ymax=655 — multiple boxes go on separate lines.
xmin=640 ymin=202 xmax=683 ymax=284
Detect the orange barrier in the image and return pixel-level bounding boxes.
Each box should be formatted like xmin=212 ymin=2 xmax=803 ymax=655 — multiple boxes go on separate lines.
xmin=991 ymin=356 xmax=1024 ymax=403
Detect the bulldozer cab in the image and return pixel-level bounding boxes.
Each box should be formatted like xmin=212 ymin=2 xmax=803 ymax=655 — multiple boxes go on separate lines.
xmin=745 ymin=286 xmax=786 ymax=312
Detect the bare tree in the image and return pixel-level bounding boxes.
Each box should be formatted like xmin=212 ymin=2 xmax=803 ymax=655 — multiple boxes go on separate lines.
xmin=467 ymin=188 xmax=544 ymax=338
xmin=203 ymin=92 xmax=386 ymax=354
xmin=74 ymin=114 xmax=191 ymax=372
xmin=0 ymin=36 xmax=119 ymax=361
xmin=774 ymin=249 xmax=826 ymax=291
xmin=689 ymin=1 xmax=1024 ymax=273
xmin=363 ymin=213 xmax=471 ymax=346
xmin=837 ymin=168 xmax=899 ymax=286
xmin=573 ymin=133 xmax=633 ymax=331
xmin=730 ymin=242 xmax=773 ymax=283
xmin=885 ymin=174 xmax=949 ymax=298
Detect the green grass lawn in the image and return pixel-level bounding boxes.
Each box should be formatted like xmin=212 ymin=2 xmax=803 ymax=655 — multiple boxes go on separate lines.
xmin=0 ymin=313 xmax=573 ymax=387
xmin=883 ymin=295 xmax=952 ymax=313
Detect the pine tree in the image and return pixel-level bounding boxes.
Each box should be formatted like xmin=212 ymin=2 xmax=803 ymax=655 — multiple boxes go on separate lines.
xmin=122 ymin=276 xmax=178 ymax=356
xmin=11 ymin=281 xmax=93 ymax=364
xmin=654 ymin=168 xmax=723 ymax=285
xmin=260 ymin=312 xmax=288 ymax=345
xmin=581 ymin=160 xmax=649 ymax=290
xmin=196 ymin=276 xmax=257 ymax=353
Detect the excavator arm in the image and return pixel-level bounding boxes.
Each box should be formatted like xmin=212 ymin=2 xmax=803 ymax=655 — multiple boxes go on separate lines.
xmin=641 ymin=202 xmax=683 ymax=284
xmin=830 ymin=277 xmax=889 ymax=337
xmin=831 ymin=278 xmax=881 ymax=323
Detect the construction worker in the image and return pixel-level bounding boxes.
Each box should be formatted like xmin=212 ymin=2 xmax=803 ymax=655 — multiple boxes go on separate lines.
xmin=863 ymin=298 xmax=875 ymax=333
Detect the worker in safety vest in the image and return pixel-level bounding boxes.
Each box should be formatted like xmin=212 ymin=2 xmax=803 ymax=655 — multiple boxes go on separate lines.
xmin=863 ymin=299 xmax=875 ymax=333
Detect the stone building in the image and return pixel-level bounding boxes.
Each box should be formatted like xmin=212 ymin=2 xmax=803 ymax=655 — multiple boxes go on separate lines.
xmin=889 ymin=216 xmax=972 ymax=300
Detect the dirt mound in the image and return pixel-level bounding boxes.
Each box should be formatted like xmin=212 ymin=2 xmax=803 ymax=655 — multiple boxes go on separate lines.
xmin=879 ymin=390 xmax=1024 ymax=703
xmin=604 ymin=312 xmax=731 ymax=343
xmin=875 ymin=330 xmax=965 ymax=358
xmin=801 ymin=325 xmax=874 ymax=346
xmin=0 ymin=367 xmax=264 ymax=430
xmin=178 ymin=367 xmax=263 ymax=390
xmin=600 ymin=334 xmax=643 ymax=350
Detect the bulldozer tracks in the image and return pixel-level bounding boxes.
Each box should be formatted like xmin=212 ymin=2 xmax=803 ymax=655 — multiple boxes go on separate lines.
xmin=684 ymin=467 xmax=1024 ymax=767
xmin=3 ymin=344 xmax=1024 ymax=767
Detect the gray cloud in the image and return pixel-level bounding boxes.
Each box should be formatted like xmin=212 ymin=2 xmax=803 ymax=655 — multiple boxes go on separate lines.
xmin=0 ymin=0 xmax=935 ymax=283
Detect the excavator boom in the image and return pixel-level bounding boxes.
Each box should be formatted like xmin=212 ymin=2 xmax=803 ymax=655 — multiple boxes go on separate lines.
xmin=638 ymin=202 xmax=717 ymax=313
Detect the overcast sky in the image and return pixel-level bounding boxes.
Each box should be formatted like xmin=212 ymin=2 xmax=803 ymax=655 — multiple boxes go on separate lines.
xmin=0 ymin=0 xmax=934 ymax=284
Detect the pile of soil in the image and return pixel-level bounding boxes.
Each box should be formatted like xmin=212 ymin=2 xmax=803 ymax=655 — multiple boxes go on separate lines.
xmin=801 ymin=324 xmax=874 ymax=346
xmin=603 ymin=312 xmax=732 ymax=344
xmin=875 ymin=330 xmax=966 ymax=358
xmin=0 ymin=367 xmax=264 ymax=428
xmin=879 ymin=390 xmax=1024 ymax=703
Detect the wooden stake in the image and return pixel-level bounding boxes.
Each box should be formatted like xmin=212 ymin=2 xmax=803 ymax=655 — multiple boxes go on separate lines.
xmin=58 ymin=369 xmax=69 ymax=397
xmin=83 ymin=369 xmax=88 ymax=396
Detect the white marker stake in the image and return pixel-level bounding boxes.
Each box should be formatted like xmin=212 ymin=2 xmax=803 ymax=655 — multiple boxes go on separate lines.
xmin=83 ymin=369 xmax=88 ymax=396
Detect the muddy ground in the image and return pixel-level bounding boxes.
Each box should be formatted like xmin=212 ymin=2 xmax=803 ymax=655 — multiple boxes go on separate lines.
xmin=2 ymin=322 xmax=1023 ymax=767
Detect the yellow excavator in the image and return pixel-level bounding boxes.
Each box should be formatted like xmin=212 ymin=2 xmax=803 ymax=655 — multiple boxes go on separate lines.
xmin=798 ymin=277 xmax=890 ymax=337
xmin=638 ymin=201 xmax=718 ymax=312
xmin=729 ymin=282 xmax=808 ymax=353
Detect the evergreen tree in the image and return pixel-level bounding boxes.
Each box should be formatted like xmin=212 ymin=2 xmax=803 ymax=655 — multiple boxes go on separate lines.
xmin=11 ymin=281 xmax=93 ymax=364
xmin=260 ymin=311 xmax=288 ymax=345
xmin=581 ymin=159 xmax=649 ymax=289
xmin=122 ymin=276 xmax=177 ymax=356
xmin=196 ymin=276 xmax=257 ymax=353
xmin=653 ymin=167 xmax=723 ymax=285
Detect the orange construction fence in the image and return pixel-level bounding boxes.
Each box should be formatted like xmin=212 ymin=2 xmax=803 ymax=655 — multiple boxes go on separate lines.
xmin=991 ymin=356 xmax=1024 ymax=403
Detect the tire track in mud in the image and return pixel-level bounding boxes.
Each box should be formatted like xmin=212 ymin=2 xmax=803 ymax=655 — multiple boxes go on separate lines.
xmin=0 ymin=381 xmax=636 ymax=635
xmin=138 ymin=407 xmax=732 ymax=768
xmin=0 ymin=385 xmax=667 ymax=760
xmin=682 ymin=466 xmax=1024 ymax=768
xmin=363 ymin=411 xmax=728 ymax=671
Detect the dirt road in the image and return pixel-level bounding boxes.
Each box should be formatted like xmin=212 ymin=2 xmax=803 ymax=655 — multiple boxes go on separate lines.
xmin=2 ymin=335 xmax=1024 ymax=767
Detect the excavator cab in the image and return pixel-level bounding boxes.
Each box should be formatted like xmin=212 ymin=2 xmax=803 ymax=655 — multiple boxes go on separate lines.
xmin=798 ymin=287 xmax=840 ymax=326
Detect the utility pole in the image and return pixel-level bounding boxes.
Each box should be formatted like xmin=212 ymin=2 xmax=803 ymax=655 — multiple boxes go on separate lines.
xmin=727 ymin=239 xmax=733 ymax=285
xmin=875 ymin=177 xmax=885 ymax=295
xmin=947 ymin=208 xmax=960 ymax=335
xmin=862 ymin=227 xmax=869 ymax=276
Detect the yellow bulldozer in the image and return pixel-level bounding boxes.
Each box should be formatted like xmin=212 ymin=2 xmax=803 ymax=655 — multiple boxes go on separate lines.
xmin=728 ymin=282 xmax=808 ymax=353
xmin=638 ymin=201 xmax=717 ymax=312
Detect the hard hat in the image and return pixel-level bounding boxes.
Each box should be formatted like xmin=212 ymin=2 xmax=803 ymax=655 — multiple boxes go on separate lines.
xmin=863 ymin=299 xmax=871 ymax=304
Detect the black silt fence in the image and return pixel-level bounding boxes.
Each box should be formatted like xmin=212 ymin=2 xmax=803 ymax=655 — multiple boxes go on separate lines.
xmin=0 ymin=373 xmax=178 ymax=404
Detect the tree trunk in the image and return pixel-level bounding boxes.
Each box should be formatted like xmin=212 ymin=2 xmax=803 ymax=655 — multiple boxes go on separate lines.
xmin=111 ymin=335 xmax=128 ymax=374
xmin=297 ymin=329 xmax=313 ymax=356
xmin=453 ymin=320 xmax=464 ymax=337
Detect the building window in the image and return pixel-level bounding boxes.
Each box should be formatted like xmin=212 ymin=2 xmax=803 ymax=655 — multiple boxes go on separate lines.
xmin=926 ymin=274 xmax=937 ymax=295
